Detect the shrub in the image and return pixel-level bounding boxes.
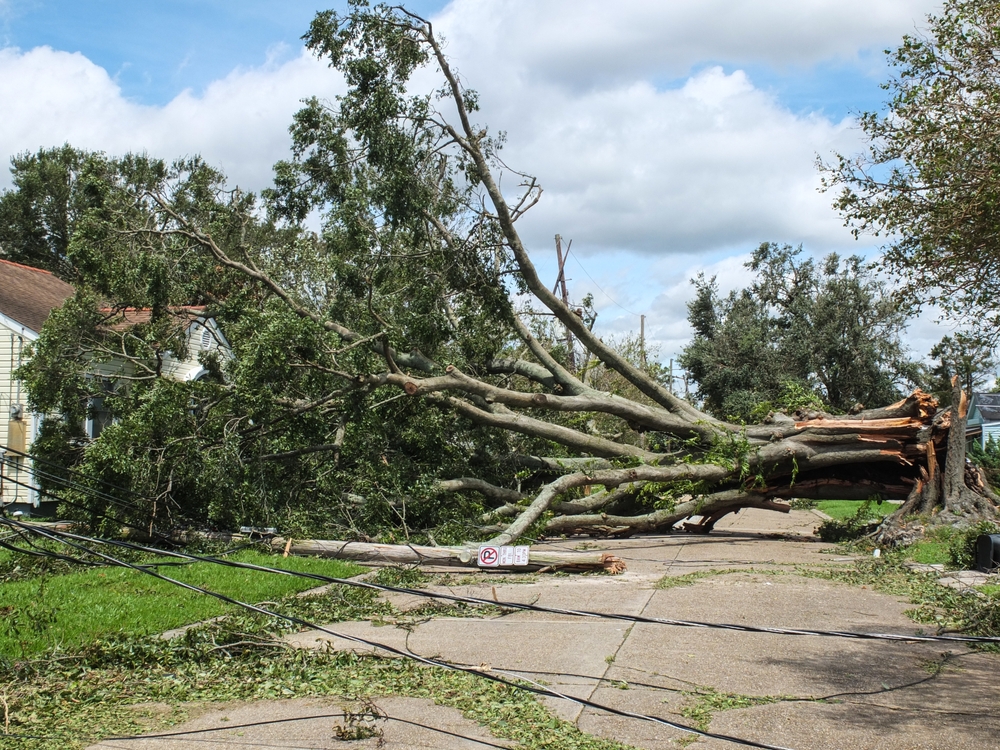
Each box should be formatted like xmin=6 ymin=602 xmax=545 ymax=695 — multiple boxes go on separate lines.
xmin=948 ymin=520 xmax=1000 ymax=569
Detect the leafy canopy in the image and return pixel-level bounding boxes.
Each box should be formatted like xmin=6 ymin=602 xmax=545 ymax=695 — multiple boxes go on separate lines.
xmin=680 ymin=243 xmax=920 ymax=422
xmin=823 ymin=0 xmax=1000 ymax=341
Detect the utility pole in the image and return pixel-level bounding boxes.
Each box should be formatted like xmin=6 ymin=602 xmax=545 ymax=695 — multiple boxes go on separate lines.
xmin=553 ymin=234 xmax=575 ymax=371
xmin=640 ymin=315 xmax=646 ymax=368
xmin=668 ymin=358 xmax=674 ymax=395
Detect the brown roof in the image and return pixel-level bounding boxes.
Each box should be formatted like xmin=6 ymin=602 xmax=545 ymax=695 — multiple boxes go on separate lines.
xmin=100 ymin=306 xmax=207 ymax=332
xmin=0 ymin=259 xmax=75 ymax=333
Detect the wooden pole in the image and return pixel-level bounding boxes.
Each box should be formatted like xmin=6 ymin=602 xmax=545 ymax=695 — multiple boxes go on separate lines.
xmin=269 ymin=538 xmax=625 ymax=574
xmin=554 ymin=234 xmax=576 ymax=371
xmin=640 ymin=315 xmax=646 ymax=367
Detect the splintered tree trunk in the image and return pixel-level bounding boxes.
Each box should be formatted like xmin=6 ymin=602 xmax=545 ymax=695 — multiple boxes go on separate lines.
xmin=469 ymin=385 xmax=999 ymax=545
xmin=878 ymin=378 xmax=999 ymax=543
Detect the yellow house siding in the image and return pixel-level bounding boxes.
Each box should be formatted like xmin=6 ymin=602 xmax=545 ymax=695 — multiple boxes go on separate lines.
xmin=0 ymin=320 xmax=37 ymax=507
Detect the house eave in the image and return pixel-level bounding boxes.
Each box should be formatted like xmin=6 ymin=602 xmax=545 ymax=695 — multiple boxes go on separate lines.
xmin=0 ymin=310 xmax=40 ymax=341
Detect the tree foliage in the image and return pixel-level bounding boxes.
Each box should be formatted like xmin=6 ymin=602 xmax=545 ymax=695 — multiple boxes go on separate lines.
xmin=823 ymin=0 xmax=1000 ymax=341
xmin=926 ymin=333 xmax=999 ymax=401
xmin=680 ymin=243 xmax=920 ymax=422
xmin=0 ymin=145 xmax=103 ymax=278
xmin=7 ymin=1 xmax=998 ymax=542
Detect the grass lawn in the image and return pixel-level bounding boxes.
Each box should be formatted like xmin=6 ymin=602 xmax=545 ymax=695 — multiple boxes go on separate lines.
xmin=815 ymin=499 xmax=896 ymax=520
xmin=0 ymin=549 xmax=362 ymax=657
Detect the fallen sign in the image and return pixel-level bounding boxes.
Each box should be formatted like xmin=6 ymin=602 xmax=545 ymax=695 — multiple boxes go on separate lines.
xmin=269 ymin=538 xmax=626 ymax=574
xmin=477 ymin=544 xmax=530 ymax=568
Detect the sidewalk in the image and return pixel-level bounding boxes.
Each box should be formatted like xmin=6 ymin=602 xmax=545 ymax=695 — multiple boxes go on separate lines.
xmin=91 ymin=508 xmax=1000 ymax=750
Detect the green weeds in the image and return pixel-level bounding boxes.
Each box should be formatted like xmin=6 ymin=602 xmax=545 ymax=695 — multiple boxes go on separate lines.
xmin=657 ymin=568 xmax=787 ymax=589
xmin=807 ymin=558 xmax=1000 ymax=644
xmin=679 ymin=687 xmax=785 ymax=731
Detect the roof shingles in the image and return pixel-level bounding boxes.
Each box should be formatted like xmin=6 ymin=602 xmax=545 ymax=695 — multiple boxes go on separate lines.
xmin=0 ymin=259 xmax=74 ymax=333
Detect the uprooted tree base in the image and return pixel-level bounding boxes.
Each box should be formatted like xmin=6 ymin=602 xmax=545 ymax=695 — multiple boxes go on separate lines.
xmin=872 ymin=380 xmax=1000 ymax=547
xmin=459 ymin=381 xmax=998 ymax=544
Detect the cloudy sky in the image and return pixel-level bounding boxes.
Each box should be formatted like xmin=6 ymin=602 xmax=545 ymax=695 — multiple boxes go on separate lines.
xmin=0 ymin=0 xmax=950 ymax=365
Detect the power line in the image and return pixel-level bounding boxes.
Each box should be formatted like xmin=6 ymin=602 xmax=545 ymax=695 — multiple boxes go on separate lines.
xmin=0 ymin=472 xmax=178 ymax=546
xmin=1 ymin=443 xmax=154 ymax=508
xmin=4 ymin=518 xmax=796 ymax=750
xmin=567 ymin=248 xmax=643 ymax=317
xmin=11 ymin=515 xmax=1000 ymax=647
xmin=3 ymin=711 xmax=513 ymax=749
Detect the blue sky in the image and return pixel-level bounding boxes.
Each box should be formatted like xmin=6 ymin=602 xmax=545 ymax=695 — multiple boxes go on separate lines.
xmin=2 ymin=0 xmax=895 ymax=115
xmin=0 ymin=0 xmax=948 ymax=360
xmin=0 ymin=1 xmax=329 ymax=103
xmin=0 ymin=1 xmax=448 ymax=104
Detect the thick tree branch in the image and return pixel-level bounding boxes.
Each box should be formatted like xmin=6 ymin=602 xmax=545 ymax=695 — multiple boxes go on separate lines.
xmin=434 ymin=477 xmax=525 ymax=504
xmin=416 ymin=21 xmax=714 ymax=426
xmin=488 ymin=462 xmax=730 ymax=545
xmin=444 ymin=396 xmax=660 ymax=460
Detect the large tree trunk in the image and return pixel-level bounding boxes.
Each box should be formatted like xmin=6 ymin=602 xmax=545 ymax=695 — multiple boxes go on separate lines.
xmin=447 ymin=385 xmax=996 ymax=544
xmin=874 ymin=378 xmax=999 ymax=544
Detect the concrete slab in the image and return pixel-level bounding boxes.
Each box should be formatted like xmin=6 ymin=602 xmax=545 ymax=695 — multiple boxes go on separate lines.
xmin=142 ymin=510 xmax=1000 ymax=750
xmin=288 ymin=617 xmax=633 ymax=724
xmin=382 ymin=576 xmax=656 ymax=624
xmin=690 ymin=692 xmax=1000 ymax=750
xmin=714 ymin=507 xmax=821 ymax=536
xmin=616 ymin=572 xmax=945 ymax=697
xmin=87 ymin=696 xmax=513 ymax=749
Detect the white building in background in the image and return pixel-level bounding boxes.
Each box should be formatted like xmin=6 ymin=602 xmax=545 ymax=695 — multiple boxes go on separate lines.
xmin=0 ymin=258 xmax=230 ymax=516
xmin=969 ymin=393 xmax=1000 ymax=450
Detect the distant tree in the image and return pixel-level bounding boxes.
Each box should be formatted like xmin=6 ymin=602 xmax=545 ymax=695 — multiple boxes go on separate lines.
xmin=0 ymin=145 xmax=101 ymax=279
xmin=822 ymin=0 xmax=1000 ymax=342
xmin=926 ymin=333 xmax=999 ymax=401
xmin=680 ymin=243 xmax=920 ymax=422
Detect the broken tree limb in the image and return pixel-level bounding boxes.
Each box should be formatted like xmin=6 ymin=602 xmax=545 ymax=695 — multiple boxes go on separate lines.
xmin=268 ymin=537 xmax=625 ymax=573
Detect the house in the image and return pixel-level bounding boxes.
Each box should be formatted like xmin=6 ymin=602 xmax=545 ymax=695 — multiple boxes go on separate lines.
xmin=968 ymin=392 xmax=1000 ymax=450
xmin=0 ymin=260 xmax=74 ymax=513
xmin=0 ymin=259 xmax=230 ymax=515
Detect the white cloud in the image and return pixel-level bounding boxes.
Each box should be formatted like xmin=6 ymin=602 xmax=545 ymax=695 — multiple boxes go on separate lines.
xmin=497 ymin=66 xmax=860 ymax=256
xmin=435 ymin=0 xmax=942 ymax=87
xmin=0 ymin=45 xmax=342 ymax=191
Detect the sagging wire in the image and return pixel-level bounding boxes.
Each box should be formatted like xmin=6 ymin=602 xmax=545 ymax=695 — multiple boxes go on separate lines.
xmin=3 ymin=711 xmax=513 ymax=749
xmin=0 ymin=473 xmax=248 ymax=566
xmin=3 ymin=518 xmax=796 ymax=750
xmin=4 ymin=473 xmax=997 ymax=646
xmin=36 ymin=524 xmax=1000 ymax=647
xmin=1 ymin=444 xmax=152 ymax=511
xmin=0 ymin=471 xmax=183 ymax=549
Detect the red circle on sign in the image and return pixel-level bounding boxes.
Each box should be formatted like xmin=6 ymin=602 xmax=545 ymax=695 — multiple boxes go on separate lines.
xmin=479 ymin=547 xmax=498 ymax=565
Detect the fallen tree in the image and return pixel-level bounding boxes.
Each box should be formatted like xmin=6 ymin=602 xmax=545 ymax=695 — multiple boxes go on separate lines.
xmin=16 ymin=4 xmax=998 ymax=543
xmin=270 ymin=537 xmax=626 ymax=573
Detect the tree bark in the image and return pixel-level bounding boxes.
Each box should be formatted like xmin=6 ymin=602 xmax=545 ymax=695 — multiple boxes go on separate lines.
xmin=877 ymin=379 xmax=998 ymax=543
xmin=269 ymin=537 xmax=625 ymax=573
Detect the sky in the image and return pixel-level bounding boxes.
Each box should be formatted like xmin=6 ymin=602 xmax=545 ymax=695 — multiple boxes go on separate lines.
xmin=0 ymin=0 xmax=952 ymax=368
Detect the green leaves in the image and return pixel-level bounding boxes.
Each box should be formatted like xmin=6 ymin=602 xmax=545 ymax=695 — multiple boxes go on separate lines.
xmin=680 ymin=243 xmax=919 ymax=422
xmin=822 ymin=0 xmax=1000 ymax=339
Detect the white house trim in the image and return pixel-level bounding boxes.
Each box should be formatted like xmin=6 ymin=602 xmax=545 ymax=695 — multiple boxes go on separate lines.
xmin=0 ymin=311 xmax=39 ymax=341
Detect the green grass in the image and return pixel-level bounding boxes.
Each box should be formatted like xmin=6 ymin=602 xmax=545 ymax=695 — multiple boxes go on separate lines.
xmin=0 ymin=550 xmax=362 ymax=657
xmin=815 ymin=499 xmax=895 ymax=520
xmin=904 ymin=539 xmax=951 ymax=565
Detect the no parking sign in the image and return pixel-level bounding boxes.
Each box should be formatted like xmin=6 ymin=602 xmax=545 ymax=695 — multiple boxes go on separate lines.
xmin=477 ymin=545 xmax=530 ymax=568
xmin=478 ymin=545 xmax=500 ymax=567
